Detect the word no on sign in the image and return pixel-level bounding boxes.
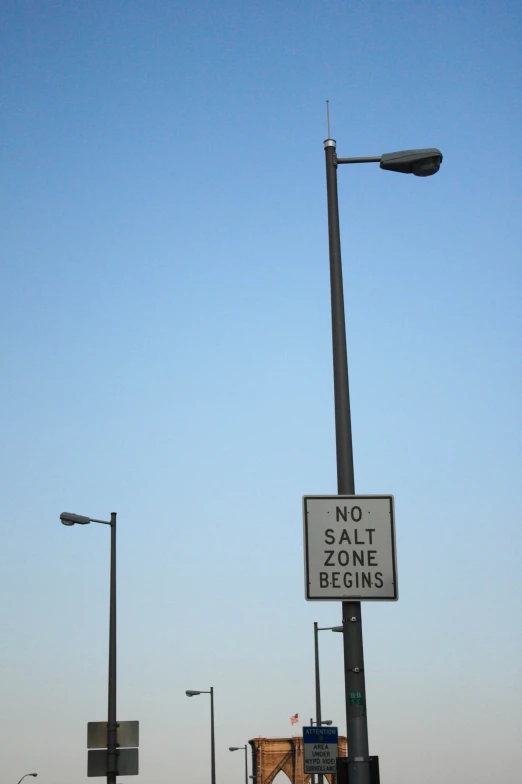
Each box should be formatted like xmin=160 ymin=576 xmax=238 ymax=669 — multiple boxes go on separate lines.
xmin=303 ymin=495 xmax=398 ymax=600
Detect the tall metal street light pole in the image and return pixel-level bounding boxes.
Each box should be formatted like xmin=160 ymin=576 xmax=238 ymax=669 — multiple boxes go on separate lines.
xmin=61 ymin=511 xmax=117 ymax=784
xmin=16 ymin=774 xmax=37 ymax=784
xmin=313 ymin=623 xmax=343 ymax=784
xmin=229 ymin=745 xmax=248 ymax=784
xmin=323 ymin=134 xmax=442 ymax=784
xmin=186 ymin=688 xmax=216 ymax=784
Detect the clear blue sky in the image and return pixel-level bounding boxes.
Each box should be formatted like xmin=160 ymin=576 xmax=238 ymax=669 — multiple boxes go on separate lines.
xmin=1 ymin=2 xmax=521 ymax=784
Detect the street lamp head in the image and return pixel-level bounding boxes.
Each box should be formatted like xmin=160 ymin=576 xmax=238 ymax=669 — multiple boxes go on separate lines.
xmin=322 ymin=720 xmax=333 ymax=726
xmin=380 ymin=148 xmax=443 ymax=176
xmin=60 ymin=512 xmax=91 ymax=526
xmin=185 ymin=690 xmax=201 ymax=697
xmin=229 ymin=747 xmax=240 ymax=751
xmin=331 ymin=626 xmax=343 ymax=632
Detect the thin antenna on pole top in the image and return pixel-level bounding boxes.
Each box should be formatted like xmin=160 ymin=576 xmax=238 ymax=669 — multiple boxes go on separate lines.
xmin=326 ymin=100 xmax=331 ymax=139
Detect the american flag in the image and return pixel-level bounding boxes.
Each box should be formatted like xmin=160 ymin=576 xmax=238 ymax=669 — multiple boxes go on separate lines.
xmin=290 ymin=713 xmax=299 ymax=725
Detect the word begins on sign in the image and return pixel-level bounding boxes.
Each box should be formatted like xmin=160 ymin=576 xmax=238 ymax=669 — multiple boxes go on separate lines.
xmin=303 ymin=495 xmax=398 ymax=601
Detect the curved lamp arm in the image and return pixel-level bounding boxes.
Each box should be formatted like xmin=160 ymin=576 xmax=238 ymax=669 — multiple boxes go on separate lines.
xmin=17 ymin=774 xmax=37 ymax=784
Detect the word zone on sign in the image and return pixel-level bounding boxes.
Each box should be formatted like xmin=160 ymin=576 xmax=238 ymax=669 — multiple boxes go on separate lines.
xmin=303 ymin=495 xmax=398 ymax=600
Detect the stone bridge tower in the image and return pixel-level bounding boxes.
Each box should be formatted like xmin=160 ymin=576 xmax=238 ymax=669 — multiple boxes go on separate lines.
xmin=249 ymin=736 xmax=347 ymax=784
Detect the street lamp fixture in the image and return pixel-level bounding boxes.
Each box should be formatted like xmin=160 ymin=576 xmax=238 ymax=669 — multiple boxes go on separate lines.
xmin=380 ymin=148 xmax=442 ymax=176
xmin=186 ymin=687 xmax=216 ymax=784
xmin=60 ymin=512 xmax=91 ymax=525
xmin=60 ymin=511 xmax=117 ymax=784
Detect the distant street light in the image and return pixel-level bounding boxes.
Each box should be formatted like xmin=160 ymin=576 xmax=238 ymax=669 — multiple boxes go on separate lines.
xmin=16 ymin=774 xmax=37 ymax=784
xmin=313 ymin=623 xmax=344 ymax=784
xmin=186 ymin=688 xmax=216 ymax=784
xmin=60 ymin=511 xmax=118 ymax=784
xmin=229 ymin=745 xmax=248 ymax=784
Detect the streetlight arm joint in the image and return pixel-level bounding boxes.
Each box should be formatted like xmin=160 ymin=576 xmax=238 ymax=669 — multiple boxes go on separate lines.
xmin=336 ymin=157 xmax=381 ymax=164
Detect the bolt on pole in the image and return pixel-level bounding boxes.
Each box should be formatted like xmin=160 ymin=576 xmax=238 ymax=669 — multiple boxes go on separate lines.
xmin=324 ymin=138 xmax=370 ymax=784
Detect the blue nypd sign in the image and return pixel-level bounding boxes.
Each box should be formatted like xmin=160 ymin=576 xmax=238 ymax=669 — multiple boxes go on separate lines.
xmin=303 ymin=727 xmax=339 ymax=773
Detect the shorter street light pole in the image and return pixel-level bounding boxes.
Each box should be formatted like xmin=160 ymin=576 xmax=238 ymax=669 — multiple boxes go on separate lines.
xmin=313 ymin=623 xmax=343 ymax=784
xmin=186 ymin=688 xmax=216 ymax=784
xmin=16 ymin=775 xmax=37 ymax=784
xmin=309 ymin=718 xmax=334 ymax=784
xmin=309 ymin=719 xmax=333 ymax=784
xmin=60 ymin=511 xmax=117 ymax=784
xmin=229 ymin=745 xmax=248 ymax=784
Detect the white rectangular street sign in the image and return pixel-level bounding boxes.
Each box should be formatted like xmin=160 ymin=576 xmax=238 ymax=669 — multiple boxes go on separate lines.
xmin=303 ymin=495 xmax=398 ymax=600
xmin=303 ymin=726 xmax=339 ymax=774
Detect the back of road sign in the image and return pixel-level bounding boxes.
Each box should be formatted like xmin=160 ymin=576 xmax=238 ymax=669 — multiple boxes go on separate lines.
xmin=87 ymin=720 xmax=139 ymax=777
xmin=303 ymin=495 xmax=398 ymax=600
xmin=87 ymin=721 xmax=139 ymax=749
xmin=87 ymin=749 xmax=139 ymax=777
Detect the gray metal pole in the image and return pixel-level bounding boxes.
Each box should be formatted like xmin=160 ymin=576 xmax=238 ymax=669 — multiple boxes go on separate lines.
xmin=313 ymin=623 xmax=324 ymax=784
xmin=244 ymin=745 xmax=248 ymax=784
xmin=309 ymin=720 xmax=316 ymax=784
xmin=210 ymin=686 xmax=216 ymax=784
xmin=324 ymin=138 xmax=370 ymax=784
xmin=107 ymin=512 xmax=117 ymax=784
